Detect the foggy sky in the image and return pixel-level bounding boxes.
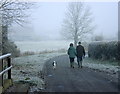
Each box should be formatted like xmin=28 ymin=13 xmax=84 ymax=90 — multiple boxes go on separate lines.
xmin=10 ymin=2 xmax=118 ymax=41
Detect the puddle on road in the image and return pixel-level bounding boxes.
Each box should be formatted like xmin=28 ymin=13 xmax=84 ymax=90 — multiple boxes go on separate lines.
xmin=48 ymin=74 xmax=52 ymax=77
xmin=58 ymin=85 xmax=64 ymax=88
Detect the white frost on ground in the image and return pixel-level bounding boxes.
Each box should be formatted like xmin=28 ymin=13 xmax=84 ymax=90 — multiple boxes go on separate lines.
xmin=11 ymin=52 xmax=66 ymax=92
xmin=83 ymin=62 xmax=118 ymax=74
xmin=75 ymin=57 xmax=119 ymax=77
xmin=11 ymin=52 xmax=119 ymax=92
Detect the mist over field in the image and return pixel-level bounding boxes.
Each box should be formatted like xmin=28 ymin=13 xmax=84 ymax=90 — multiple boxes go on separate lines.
xmin=14 ymin=40 xmax=72 ymax=53
xmin=7 ymin=2 xmax=118 ymax=53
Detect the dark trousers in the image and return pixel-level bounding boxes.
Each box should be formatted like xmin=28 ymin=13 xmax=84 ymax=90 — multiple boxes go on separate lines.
xmin=69 ymin=57 xmax=75 ymax=68
xmin=77 ymin=56 xmax=83 ymax=68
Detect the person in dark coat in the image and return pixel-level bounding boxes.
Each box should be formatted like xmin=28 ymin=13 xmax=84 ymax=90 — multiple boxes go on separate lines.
xmin=76 ymin=42 xmax=85 ymax=68
xmin=67 ymin=43 xmax=76 ymax=68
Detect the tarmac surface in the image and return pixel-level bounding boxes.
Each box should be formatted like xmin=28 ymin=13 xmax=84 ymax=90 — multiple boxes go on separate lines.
xmin=42 ymin=55 xmax=119 ymax=92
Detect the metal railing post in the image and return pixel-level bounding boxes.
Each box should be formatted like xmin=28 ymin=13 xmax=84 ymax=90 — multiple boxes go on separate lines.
xmin=0 ymin=59 xmax=3 ymax=86
xmin=8 ymin=57 xmax=11 ymax=79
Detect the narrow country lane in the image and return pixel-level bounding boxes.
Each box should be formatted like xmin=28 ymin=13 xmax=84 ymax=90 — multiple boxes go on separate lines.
xmin=42 ymin=55 xmax=119 ymax=92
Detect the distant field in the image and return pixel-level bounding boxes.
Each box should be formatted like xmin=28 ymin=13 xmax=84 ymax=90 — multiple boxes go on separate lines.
xmin=15 ymin=40 xmax=73 ymax=53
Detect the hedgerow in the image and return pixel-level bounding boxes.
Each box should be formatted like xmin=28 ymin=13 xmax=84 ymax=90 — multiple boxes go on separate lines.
xmin=88 ymin=41 xmax=120 ymax=60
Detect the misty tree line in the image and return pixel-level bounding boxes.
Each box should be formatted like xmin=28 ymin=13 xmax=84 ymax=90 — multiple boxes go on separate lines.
xmin=0 ymin=0 xmax=34 ymax=56
xmin=0 ymin=1 xmax=118 ymax=59
xmin=0 ymin=2 xmax=95 ymax=56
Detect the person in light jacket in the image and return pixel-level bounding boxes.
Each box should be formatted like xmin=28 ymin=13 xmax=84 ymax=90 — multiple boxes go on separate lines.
xmin=67 ymin=43 xmax=76 ymax=68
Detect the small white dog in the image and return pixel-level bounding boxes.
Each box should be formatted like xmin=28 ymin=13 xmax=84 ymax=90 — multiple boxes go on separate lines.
xmin=52 ymin=61 xmax=57 ymax=70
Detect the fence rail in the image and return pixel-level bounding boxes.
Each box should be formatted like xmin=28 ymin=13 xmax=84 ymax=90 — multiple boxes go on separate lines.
xmin=0 ymin=53 xmax=12 ymax=93
xmin=0 ymin=53 xmax=11 ymax=60
xmin=0 ymin=65 xmax=12 ymax=76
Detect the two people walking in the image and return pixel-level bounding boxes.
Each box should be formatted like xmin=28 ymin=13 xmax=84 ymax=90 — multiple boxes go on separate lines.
xmin=67 ymin=42 xmax=85 ymax=68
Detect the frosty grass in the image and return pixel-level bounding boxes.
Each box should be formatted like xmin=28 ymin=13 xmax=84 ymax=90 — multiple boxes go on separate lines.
xmin=11 ymin=52 xmax=66 ymax=92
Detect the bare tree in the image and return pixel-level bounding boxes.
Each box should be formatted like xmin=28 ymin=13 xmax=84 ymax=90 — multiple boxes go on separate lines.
xmin=0 ymin=0 xmax=34 ymax=55
xmin=0 ymin=0 xmax=34 ymax=26
xmin=61 ymin=2 xmax=95 ymax=47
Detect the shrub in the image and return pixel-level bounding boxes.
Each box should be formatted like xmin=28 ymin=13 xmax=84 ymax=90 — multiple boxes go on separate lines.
xmin=21 ymin=51 xmax=35 ymax=56
xmin=88 ymin=41 xmax=120 ymax=60
xmin=2 ymin=40 xmax=20 ymax=57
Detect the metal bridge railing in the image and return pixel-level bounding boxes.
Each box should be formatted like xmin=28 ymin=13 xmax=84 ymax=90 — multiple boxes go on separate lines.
xmin=0 ymin=53 xmax=12 ymax=93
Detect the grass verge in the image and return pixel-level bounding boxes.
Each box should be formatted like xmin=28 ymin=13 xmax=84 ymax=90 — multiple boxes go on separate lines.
xmin=84 ymin=57 xmax=119 ymax=66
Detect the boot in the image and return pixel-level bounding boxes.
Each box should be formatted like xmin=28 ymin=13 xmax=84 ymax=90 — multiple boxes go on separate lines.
xmin=80 ymin=61 xmax=82 ymax=68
